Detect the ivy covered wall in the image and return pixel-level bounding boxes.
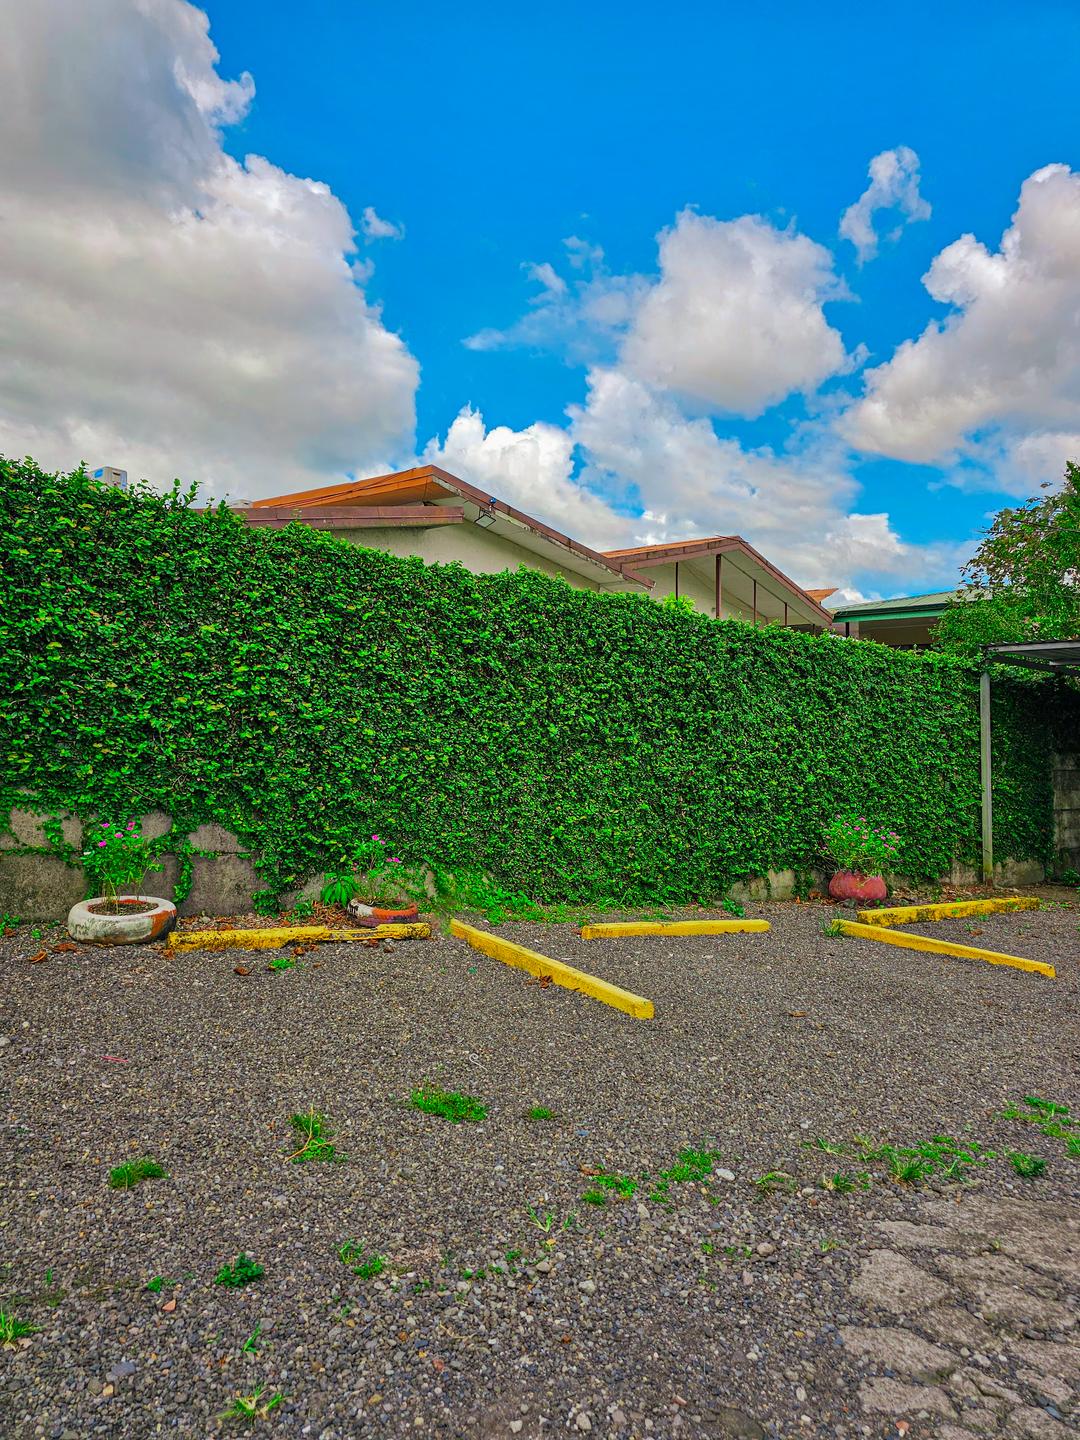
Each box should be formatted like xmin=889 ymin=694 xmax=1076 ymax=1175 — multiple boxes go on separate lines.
xmin=0 ymin=459 xmax=1071 ymax=907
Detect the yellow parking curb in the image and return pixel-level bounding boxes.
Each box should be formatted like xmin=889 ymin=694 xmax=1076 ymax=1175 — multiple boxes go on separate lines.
xmin=449 ymin=919 xmax=653 ymax=1019
xmin=167 ymin=923 xmax=431 ymax=952
xmin=855 ymin=897 xmax=1040 ymax=929
xmin=835 ymin=919 xmax=1054 ymax=978
xmin=579 ymin=919 xmax=770 ymax=939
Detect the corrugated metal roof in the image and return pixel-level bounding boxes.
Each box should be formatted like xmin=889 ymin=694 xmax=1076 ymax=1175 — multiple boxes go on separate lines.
xmin=831 ymin=590 xmax=960 ymax=619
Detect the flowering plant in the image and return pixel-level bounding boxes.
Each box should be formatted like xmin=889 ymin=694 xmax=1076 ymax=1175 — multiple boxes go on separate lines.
xmin=320 ymin=834 xmax=405 ymax=908
xmin=81 ymin=819 xmax=151 ymax=913
xmin=822 ymin=815 xmax=900 ymax=877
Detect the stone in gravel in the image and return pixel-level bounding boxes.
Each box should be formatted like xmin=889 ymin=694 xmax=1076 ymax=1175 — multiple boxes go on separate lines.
xmin=106 ymin=1360 xmax=136 ymax=1381
xmin=1006 ymin=1339 xmax=1080 ymax=1383
xmin=710 ymin=1405 xmax=765 ymax=1439
xmin=858 ymin=1377 xmax=956 ymax=1418
xmin=756 ymin=1243 xmax=775 ymax=1256
xmin=965 ymin=1284 xmax=1075 ymax=1334
xmin=921 ymin=1305 xmax=1000 ymax=1352
xmin=510 ymin=1424 xmax=523 ymax=1434
xmin=578 ymin=1280 xmax=596 ymax=1296
xmin=851 ymin=1250 xmax=949 ymax=1313
xmin=715 ymin=1169 xmax=736 ymax=1182
xmin=840 ymin=1325 xmax=958 ymax=1380
xmin=1003 ymin=1406 xmax=1073 ymax=1440
xmin=1015 ymin=1369 xmax=1074 ymax=1408
xmin=575 ymin=1414 xmax=592 ymax=1432
xmin=876 ymin=1221 xmax=957 ymax=1250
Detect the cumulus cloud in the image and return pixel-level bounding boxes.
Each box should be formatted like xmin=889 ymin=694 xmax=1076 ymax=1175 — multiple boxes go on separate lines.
xmin=424 ymin=373 xmax=963 ymax=596
xmin=0 ymin=0 xmax=418 ymax=499
xmin=464 ymin=238 xmax=646 ymax=362
xmin=422 ymin=405 xmax=629 ymax=547
xmin=361 ymin=206 xmax=404 ymax=240
xmin=621 ymin=210 xmax=853 ymax=417
xmin=845 ymin=163 xmax=1080 ymax=487
xmin=839 ymin=146 xmax=931 ymax=262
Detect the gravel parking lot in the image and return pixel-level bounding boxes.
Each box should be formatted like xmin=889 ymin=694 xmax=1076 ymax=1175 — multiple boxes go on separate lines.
xmin=1 ymin=894 xmax=1077 ymax=1439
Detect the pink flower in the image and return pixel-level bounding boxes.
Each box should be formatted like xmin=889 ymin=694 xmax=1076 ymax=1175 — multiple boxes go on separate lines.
xmin=114 ymin=831 xmax=122 ymax=838
xmin=372 ymin=834 xmax=381 ymax=843
xmin=388 ymin=856 xmax=403 ymax=864
xmin=97 ymin=839 xmax=107 ymax=847
xmin=127 ymin=821 xmax=135 ymax=830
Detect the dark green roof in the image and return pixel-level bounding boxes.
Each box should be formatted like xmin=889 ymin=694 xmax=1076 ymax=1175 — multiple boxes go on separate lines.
xmin=831 ymin=590 xmax=960 ymax=621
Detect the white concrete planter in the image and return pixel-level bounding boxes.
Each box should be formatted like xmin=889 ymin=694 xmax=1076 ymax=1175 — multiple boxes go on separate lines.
xmin=67 ymin=896 xmax=177 ymax=945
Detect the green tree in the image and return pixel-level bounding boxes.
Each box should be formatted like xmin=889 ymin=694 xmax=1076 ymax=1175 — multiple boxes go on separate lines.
xmin=935 ymin=461 xmax=1080 ymax=660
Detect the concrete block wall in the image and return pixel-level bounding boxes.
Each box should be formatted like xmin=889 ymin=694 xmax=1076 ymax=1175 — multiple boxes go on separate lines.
xmin=0 ymin=804 xmax=1049 ymax=921
xmin=1053 ymin=752 xmax=1080 ymax=873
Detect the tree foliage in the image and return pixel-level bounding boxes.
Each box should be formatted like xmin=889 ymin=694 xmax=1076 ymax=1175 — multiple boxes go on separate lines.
xmin=936 ymin=462 xmax=1080 ymax=660
xmin=0 ymin=457 xmax=1070 ymax=905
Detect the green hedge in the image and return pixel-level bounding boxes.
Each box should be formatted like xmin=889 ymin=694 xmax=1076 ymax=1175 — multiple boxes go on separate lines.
xmin=0 ymin=458 xmax=1071 ymax=905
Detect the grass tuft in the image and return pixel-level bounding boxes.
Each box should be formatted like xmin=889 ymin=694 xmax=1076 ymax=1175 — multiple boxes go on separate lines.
xmin=108 ymin=1157 xmax=166 ymax=1190
xmin=337 ymin=1239 xmax=386 ymax=1280
xmin=287 ymin=1108 xmax=346 ymax=1163
xmin=527 ymin=1106 xmax=554 ymax=1121
xmin=410 ymin=1084 xmax=487 ymax=1125
xmin=213 ymin=1254 xmax=265 ymax=1288
xmin=0 ymin=1307 xmax=38 ymax=1343
xmin=1008 ymin=1151 xmax=1047 ymax=1179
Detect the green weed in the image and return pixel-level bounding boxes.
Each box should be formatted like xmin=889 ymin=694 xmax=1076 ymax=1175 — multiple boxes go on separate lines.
xmin=213 ymin=1254 xmax=264 ymax=1288
xmin=287 ymin=1108 xmax=345 ymax=1163
xmin=820 ymin=918 xmax=846 ymax=937
xmin=221 ymin=1384 xmax=284 ymax=1422
xmin=1008 ymin=1151 xmax=1047 ymax=1179
xmin=581 ymin=1189 xmax=608 ymax=1206
xmin=803 ymin=1137 xmax=848 ymax=1156
xmin=0 ymin=1307 xmax=38 ymax=1343
xmin=108 ymin=1157 xmax=166 ymax=1189
xmin=337 ymin=1239 xmax=386 ymax=1280
xmin=721 ymin=896 xmax=746 ymax=919
xmin=410 ymin=1085 xmax=487 ymax=1124
xmin=818 ymin=1171 xmax=868 ymax=1194
xmin=0 ymin=912 xmax=20 ymax=936
xmin=267 ymin=955 xmax=296 ymax=971
xmin=753 ymin=1170 xmax=797 ymax=1194
xmin=145 ymin=1272 xmax=191 ymax=1293
xmin=292 ymin=896 xmax=315 ymax=919
xmin=242 ymin=1323 xmax=263 ymax=1353
xmin=527 ymin=1106 xmax=554 ymax=1121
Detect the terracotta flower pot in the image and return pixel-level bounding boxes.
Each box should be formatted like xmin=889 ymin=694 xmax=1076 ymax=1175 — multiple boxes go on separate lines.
xmin=67 ymin=895 xmax=177 ymax=945
xmin=369 ymin=901 xmax=419 ymax=924
xmin=828 ymin=870 xmax=887 ymax=903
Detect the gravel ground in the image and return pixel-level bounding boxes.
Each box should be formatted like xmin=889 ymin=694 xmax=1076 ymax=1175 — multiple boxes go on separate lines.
xmin=1 ymin=892 xmax=1077 ymax=1440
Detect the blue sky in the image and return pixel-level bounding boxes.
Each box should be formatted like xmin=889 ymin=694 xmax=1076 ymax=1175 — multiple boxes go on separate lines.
xmin=4 ymin=1 xmax=1080 ymax=598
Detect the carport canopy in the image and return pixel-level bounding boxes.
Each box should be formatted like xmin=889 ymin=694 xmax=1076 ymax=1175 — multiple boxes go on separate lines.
xmin=979 ymin=640 xmax=1080 ymax=880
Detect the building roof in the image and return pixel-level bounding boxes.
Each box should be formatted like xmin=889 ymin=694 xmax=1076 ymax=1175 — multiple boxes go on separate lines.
xmin=603 ymin=536 xmax=835 ymax=626
xmin=986 ymin=639 xmax=1080 ymax=672
xmin=249 ymin=465 xmax=651 ymax=589
xmin=805 ymin=587 xmax=838 ymax=603
xmin=831 ymin=590 xmax=961 ymax=621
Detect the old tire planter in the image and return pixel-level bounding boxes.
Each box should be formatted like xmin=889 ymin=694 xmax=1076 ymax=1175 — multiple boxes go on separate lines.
xmin=828 ymin=869 xmax=887 ymax=904
xmin=67 ymin=896 xmax=177 ymax=945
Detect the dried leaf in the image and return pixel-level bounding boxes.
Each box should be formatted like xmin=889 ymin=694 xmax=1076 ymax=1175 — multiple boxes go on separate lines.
xmin=27 ymin=949 xmax=47 ymax=963
xmin=234 ymin=965 xmax=251 ymax=975
xmin=52 ymin=941 xmax=79 ymax=953
xmin=162 ymin=1299 xmax=176 ymax=1313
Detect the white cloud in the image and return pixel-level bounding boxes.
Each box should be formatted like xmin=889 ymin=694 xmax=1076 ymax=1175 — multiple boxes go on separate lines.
xmin=422 ymin=372 xmax=964 ymax=595
xmin=621 ymin=209 xmax=853 ymax=417
xmin=845 ymin=163 xmax=1080 ymax=487
xmin=0 ymin=0 xmax=418 ymax=500
xmin=361 ymin=206 xmax=404 ymax=240
xmin=464 ymin=239 xmax=646 ymax=361
xmin=839 ymin=146 xmax=931 ymax=262
xmin=422 ymin=405 xmax=628 ymax=547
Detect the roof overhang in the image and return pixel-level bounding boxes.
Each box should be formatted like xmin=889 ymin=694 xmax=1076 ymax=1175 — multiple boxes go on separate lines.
xmin=604 ymin=536 xmax=834 ymax=626
xmin=252 ymin=465 xmax=650 ymax=590
xmin=985 ymin=640 xmax=1080 ymax=673
xmin=234 ymin=504 xmax=465 ymax=530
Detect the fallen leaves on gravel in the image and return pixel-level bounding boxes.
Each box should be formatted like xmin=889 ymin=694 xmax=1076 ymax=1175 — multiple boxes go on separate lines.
xmin=52 ymin=942 xmax=79 ymax=953
xmin=162 ymin=1299 xmax=176 ymax=1313
xmin=27 ymin=950 xmax=48 ymax=963
xmin=234 ymin=966 xmax=251 ymax=976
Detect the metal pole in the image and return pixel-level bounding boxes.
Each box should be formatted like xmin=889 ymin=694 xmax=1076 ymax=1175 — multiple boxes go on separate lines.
xmin=715 ymin=553 xmax=722 ymax=618
xmin=752 ymin=579 xmax=757 ymax=626
xmin=980 ymin=669 xmax=993 ymax=884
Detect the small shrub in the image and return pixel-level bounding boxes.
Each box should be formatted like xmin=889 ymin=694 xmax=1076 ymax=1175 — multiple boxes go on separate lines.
xmin=410 ymin=1085 xmax=487 ymax=1124
xmin=214 ymin=1254 xmax=264 ymax=1288
xmin=721 ymin=896 xmax=745 ymax=919
xmin=108 ymin=1157 xmax=166 ymax=1189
